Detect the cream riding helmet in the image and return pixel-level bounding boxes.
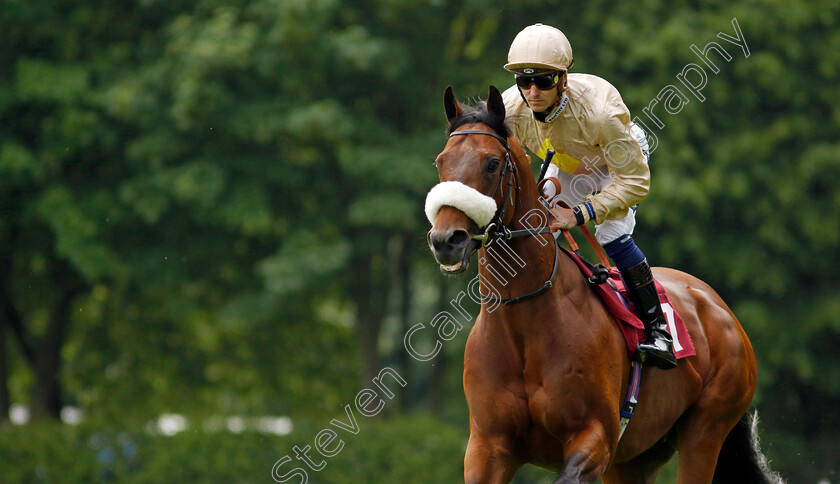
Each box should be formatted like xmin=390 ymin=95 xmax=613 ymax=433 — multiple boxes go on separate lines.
xmin=505 ymin=23 xmax=574 ymax=122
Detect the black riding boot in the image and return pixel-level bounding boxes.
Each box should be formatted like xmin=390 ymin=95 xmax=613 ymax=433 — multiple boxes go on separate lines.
xmin=622 ymin=260 xmax=677 ymax=370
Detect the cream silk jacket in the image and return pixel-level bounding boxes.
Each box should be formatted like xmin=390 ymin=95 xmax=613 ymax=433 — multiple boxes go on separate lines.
xmin=502 ymin=73 xmax=650 ymax=224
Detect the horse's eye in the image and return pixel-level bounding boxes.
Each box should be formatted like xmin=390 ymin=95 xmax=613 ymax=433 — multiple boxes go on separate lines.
xmin=487 ymin=158 xmax=500 ymax=172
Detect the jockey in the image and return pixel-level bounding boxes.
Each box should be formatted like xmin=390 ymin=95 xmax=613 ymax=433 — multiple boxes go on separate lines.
xmin=502 ymin=23 xmax=676 ymax=370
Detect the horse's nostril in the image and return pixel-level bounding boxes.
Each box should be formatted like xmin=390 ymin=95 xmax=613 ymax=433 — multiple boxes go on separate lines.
xmin=448 ymin=230 xmax=470 ymax=248
xmin=429 ymin=230 xmax=447 ymax=252
xmin=429 ymin=228 xmax=470 ymax=253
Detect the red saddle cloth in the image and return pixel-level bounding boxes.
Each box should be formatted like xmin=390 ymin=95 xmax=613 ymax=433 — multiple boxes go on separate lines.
xmin=562 ymin=248 xmax=696 ymax=360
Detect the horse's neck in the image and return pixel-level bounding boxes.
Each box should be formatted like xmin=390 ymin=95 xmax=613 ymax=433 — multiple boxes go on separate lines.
xmin=477 ymin=189 xmax=578 ymax=302
xmin=475 ymin=222 xmax=586 ymax=369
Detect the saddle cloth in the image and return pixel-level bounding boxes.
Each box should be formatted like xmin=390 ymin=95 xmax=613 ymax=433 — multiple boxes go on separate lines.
xmin=561 ymin=247 xmax=696 ymax=360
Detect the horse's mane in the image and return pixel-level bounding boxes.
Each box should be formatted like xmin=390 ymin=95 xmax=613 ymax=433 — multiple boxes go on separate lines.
xmin=445 ymin=101 xmax=512 ymax=139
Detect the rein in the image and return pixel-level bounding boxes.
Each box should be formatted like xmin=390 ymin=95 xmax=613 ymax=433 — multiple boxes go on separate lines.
xmin=448 ymin=128 xmax=559 ymax=306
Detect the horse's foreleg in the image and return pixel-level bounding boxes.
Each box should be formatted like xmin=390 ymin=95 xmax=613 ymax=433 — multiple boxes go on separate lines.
xmin=464 ymin=433 xmax=520 ymax=484
xmin=552 ymin=422 xmax=613 ymax=484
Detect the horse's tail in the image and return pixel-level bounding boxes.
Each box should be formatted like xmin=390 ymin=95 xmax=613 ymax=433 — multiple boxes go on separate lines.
xmin=712 ymin=410 xmax=786 ymax=484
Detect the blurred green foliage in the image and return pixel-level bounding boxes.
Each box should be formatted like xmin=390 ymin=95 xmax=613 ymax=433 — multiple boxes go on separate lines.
xmin=0 ymin=0 xmax=838 ymax=482
xmin=0 ymin=416 xmax=464 ymax=483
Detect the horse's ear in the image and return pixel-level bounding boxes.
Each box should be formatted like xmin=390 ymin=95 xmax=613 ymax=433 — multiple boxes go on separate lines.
xmin=487 ymin=85 xmax=506 ymax=119
xmin=444 ymin=85 xmax=462 ymax=123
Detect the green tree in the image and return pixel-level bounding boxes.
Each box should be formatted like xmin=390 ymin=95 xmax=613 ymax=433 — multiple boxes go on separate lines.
xmin=1 ymin=0 xmax=838 ymax=481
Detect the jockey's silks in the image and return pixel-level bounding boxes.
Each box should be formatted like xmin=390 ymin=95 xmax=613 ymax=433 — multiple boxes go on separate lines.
xmin=504 ymin=73 xmax=650 ymax=225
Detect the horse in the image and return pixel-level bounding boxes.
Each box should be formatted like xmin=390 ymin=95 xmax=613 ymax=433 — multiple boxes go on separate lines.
xmin=425 ymin=85 xmax=783 ymax=483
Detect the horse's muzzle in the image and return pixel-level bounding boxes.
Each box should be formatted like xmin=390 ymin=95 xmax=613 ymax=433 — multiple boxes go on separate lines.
xmin=427 ymin=227 xmax=474 ymax=273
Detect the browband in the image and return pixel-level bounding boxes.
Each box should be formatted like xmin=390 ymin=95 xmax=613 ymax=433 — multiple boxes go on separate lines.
xmin=449 ymin=128 xmax=510 ymax=150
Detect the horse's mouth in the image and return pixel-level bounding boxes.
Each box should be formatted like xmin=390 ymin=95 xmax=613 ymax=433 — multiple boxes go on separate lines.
xmin=436 ymin=238 xmax=479 ymax=274
xmin=440 ymin=260 xmax=466 ymax=274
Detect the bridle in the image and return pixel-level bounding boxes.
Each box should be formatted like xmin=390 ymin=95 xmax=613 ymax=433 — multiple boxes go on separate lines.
xmin=447 ymin=127 xmax=559 ymax=306
xmin=448 ymin=128 xmax=518 ymax=239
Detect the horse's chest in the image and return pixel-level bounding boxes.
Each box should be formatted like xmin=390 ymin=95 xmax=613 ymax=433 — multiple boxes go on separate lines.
xmin=464 ymin=326 xmax=615 ymax=450
xmin=525 ymin=369 xmax=591 ymax=429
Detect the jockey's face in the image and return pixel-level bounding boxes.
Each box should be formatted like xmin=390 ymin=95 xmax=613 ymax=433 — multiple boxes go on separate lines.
xmin=519 ymin=71 xmax=565 ymax=113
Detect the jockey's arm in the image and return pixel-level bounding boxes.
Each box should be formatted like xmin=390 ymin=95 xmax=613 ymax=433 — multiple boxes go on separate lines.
xmin=587 ymin=112 xmax=650 ymax=225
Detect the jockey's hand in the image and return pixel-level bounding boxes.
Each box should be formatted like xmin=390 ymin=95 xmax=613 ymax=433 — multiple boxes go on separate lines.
xmin=552 ymin=207 xmax=579 ymax=229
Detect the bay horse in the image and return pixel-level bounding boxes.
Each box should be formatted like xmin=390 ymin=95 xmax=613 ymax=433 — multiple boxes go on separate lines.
xmin=425 ymin=85 xmax=783 ymax=483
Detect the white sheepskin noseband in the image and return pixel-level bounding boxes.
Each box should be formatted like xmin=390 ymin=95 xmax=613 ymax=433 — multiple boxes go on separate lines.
xmin=424 ymin=181 xmax=498 ymax=227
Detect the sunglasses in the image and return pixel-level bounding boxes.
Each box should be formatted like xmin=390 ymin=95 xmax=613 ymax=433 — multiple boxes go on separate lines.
xmin=514 ymin=71 xmax=562 ymax=90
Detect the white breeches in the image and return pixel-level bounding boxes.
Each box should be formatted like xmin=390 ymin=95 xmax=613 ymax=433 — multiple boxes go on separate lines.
xmin=595 ymin=209 xmax=637 ymax=245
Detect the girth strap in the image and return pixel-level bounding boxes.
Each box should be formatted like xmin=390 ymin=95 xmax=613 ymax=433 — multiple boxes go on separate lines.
xmin=618 ymin=359 xmax=643 ymax=441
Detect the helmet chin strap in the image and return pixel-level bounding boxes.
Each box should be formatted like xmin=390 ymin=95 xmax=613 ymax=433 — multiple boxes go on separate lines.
xmin=542 ymin=92 xmax=569 ymax=122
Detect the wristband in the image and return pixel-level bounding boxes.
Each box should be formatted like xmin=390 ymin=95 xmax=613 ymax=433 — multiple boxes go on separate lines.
xmin=572 ymin=206 xmax=586 ymax=226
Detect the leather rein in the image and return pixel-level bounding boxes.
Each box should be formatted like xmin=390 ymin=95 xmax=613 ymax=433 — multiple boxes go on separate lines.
xmin=448 ymin=128 xmax=560 ymax=306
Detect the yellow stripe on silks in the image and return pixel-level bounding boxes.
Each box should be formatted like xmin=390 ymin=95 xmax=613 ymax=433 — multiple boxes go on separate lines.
xmin=537 ymin=138 xmax=580 ymax=174
xmin=553 ymin=153 xmax=581 ymax=174
xmin=536 ymin=138 xmax=554 ymax=159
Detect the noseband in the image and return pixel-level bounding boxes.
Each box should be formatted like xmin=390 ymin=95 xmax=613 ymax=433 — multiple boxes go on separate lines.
xmin=447 ymin=128 xmax=559 ymax=306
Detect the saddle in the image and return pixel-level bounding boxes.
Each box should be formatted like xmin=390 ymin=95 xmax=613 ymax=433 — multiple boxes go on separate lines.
xmin=561 ymin=247 xmax=695 ymax=359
